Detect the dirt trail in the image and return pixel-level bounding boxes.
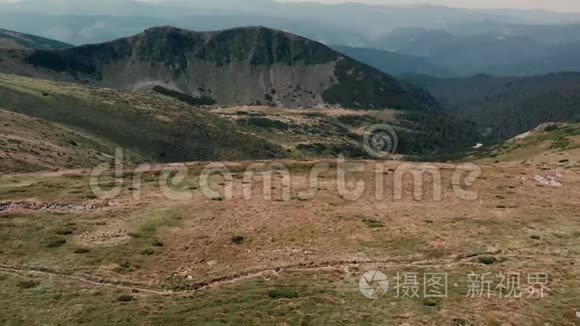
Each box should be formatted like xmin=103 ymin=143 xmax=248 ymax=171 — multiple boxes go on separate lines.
xmin=0 ymin=253 xmax=568 ymax=297
xmin=0 ymin=260 xmax=456 ymax=296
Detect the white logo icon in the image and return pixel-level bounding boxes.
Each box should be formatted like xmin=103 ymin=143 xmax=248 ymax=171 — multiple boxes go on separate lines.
xmin=359 ymin=270 xmax=389 ymax=299
xmin=363 ymin=124 xmax=398 ymax=158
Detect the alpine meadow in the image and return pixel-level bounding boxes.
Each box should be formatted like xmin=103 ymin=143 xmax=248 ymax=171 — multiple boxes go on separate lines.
xmin=0 ymin=1 xmax=579 ymax=325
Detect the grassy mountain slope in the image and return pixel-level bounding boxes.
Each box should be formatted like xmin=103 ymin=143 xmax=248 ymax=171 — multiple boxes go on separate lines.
xmin=406 ymin=73 xmax=580 ymax=139
xmin=0 ymin=73 xmax=284 ymax=172
xmin=0 ymin=72 xmax=478 ymax=173
xmin=0 ymin=26 xmax=436 ymax=110
xmin=474 ymin=123 xmax=580 ymax=165
xmin=0 ymin=109 xmax=129 ymax=173
xmin=212 ymin=106 xmax=478 ymax=159
xmin=0 ymin=28 xmax=72 ymax=50
xmin=332 ymin=45 xmax=452 ymax=77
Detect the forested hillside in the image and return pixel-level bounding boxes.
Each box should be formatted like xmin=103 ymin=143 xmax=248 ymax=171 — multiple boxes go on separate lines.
xmin=407 ymin=73 xmax=580 ymax=139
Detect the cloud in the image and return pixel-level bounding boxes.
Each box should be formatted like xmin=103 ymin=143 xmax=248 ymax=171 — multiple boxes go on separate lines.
xmin=0 ymin=0 xmax=578 ymax=12
xmin=78 ymin=21 xmax=110 ymax=38
xmin=279 ymin=0 xmax=580 ymax=12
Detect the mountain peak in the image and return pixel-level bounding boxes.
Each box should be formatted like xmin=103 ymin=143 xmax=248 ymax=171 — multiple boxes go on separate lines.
xmin=140 ymin=25 xmax=296 ymax=40
xmin=2 ymin=26 xmax=435 ymax=110
xmin=130 ymin=25 xmax=339 ymax=67
xmin=143 ymin=25 xmax=183 ymax=33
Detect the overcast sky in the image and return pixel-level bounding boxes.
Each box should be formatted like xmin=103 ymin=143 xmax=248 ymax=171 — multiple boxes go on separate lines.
xmin=0 ymin=0 xmax=579 ymax=13
xmin=278 ymin=0 xmax=580 ymax=12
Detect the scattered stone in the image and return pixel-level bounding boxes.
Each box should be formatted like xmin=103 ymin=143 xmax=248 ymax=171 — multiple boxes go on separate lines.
xmin=534 ymin=175 xmax=562 ymax=187
xmin=0 ymin=201 xmax=108 ymax=214
xmin=207 ymin=260 xmax=217 ymax=267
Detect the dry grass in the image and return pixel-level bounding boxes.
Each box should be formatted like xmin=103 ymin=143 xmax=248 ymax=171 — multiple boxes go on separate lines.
xmin=0 ymin=109 xmax=122 ymax=173
xmin=0 ymin=159 xmax=578 ymax=324
xmin=478 ymin=123 xmax=580 ymax=166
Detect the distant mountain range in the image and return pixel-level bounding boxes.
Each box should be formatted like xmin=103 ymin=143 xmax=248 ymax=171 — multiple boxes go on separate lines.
xmin=333 ymin=28 xmax=580 ymax=78
xmin=377 ymin=27 xmax=580 ymax=76
xmin=0 ymin=12 xmax=371 ymax=47
xmin=331 ymin=45 xmax=452 ymax=77
xmin=2 ymin=1 xmax=580 ymax=47
xmin=2 ymin=1 xmax=580 ymax=77
xmin=0 ymin=28 xmax=72 ymax=50
xmin=0 ymin=26 xmax=436 ymax=110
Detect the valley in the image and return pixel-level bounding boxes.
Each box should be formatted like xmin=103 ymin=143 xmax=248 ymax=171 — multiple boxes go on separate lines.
xmin=0 ymin=3 xmax=579 ymax=324
xmin=407 ymin=73 xmax=580 ymax=139
xmin=0 ymin=73 xmax=477 ymax=174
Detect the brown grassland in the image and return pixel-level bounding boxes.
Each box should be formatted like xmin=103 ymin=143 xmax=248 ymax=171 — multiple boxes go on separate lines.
xmin=0 ymin=159 xmax=579 ymax=324
xmin=0 ymin=73 xmax=579 ymax=325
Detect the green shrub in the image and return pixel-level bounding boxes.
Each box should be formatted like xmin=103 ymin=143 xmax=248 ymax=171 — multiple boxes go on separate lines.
xmin=268 ymin=288 xmax=298 ymax=299
xmin=117 ymin=294 xmax=134 ymax=302
xmin=73 ymin=248 xmax=90 ymax=254
xmin=151 ymin=239 xmax=164 ymax=247
xmin=152 ymin=85 xmax=216 ymax=106
xmin=363 ymin=219 xmax=385 ymax=228
xmin=55 ymin=228 xmax=74 ymax=235
xmin=17 ymin=280 xmax=40 ymax=289
xmin=243 ymin=117 xmax=290 ymax=131
xmin=119 ymin=260 xmax=131 ymax=269
xmin=141 ymin=248 xmax=155 ymax=256
xmin=477 ymin=255 xmax=497 ymax=265
xmin=231 ymin=235 xmax=245 ymax=245
xmin=45 ymin=237 xmax=66 ymax=248
xmin=452 ymin=318 xmax=468 ymax=326
xmin=128 ymin=232 xmax=142 ymax=239
xmin=551 ymin=136 xmax=570 ymax=150
xmin=422 ymin=298 xmax=439 ymax=307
